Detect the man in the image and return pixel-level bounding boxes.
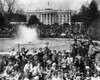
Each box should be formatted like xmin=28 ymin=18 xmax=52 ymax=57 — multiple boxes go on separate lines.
xmin=31 ymin=63 xmax=42 ymax=78
xmin=37 ymin=48 xmax=44 ymax=63
xmin=52 ymin=50 xmax=58 ymax=63
xmin=0 ymin=57 xmax=8 ymax=73
xmin=51 ymin=72 xmax=60 ymax=80
xmin=61 ymin=56 xmax=67 ymax=71
xmin=10 ymin=48 xmax=17 ymax=56
xmin=9 ymin=49 xmax=17 ymax=62
xmin=5 ymin=62 xmax=14 ymax=75
xmin=71 ymin=39 xmax=79 ymax=57
xmin=95 ymin=51 xmax=100 ymax=65
xmin=91 ymin=74 xmax=98 ymax=80
xmin=47 ymin=50 xmax=52 ymax=60
xmin=67 ymin=54 xmax=73 ymax=66
xmin=88 ymin=40 xmax=96 ymax=56
xmin=20 ymin=48 xmax=29 ymax=58
xmin=23 ymin=60 xmax=33 ymax=76
xmin=33 ymin=50 xmax=38 ymax=56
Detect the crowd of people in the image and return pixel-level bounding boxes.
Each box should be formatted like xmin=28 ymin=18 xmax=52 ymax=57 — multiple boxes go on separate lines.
xmin=0 ymin=24 xmax=87 ymax=39
xmin=38 ymin=24 xmax=87 ymax=39
xmin=0 ymin=39 xmax=100 ymax=80
xmin=0 ymin=25 xmax=18 ymax=38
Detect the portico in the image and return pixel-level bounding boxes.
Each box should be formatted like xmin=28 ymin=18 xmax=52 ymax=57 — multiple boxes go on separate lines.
xmin=26 ymin=8 xmax=71 ymax=25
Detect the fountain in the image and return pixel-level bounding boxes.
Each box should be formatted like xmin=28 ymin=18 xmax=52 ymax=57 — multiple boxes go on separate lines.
xmin=0 ymin=25 xmax=72 ymax=53
xmin=16 ymin=25 xmax=39 ymax=44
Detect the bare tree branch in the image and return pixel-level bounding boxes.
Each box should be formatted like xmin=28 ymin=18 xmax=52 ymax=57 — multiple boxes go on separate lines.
xmin=0 ymin=0 xmax=7 ymax=16
xmin=5 ymin=0 xmax=17 ymax=14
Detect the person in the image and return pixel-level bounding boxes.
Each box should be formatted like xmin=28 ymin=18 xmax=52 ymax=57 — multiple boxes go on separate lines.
xmin=74 ymin=58 xmax=85 ymax=73
xmin=23 ymin=60 xmax=33 ymax=76
xmin=91 ymin=73 xmax=100 ymax=80
xmin=33 ymin=50 xmax=38 ymax=56
xmin=10 ymin=48 xmax=17 ymax=56
xmin=20 ymin=48 xmax=29 ymax=58
xmin=47 ymin=50 xmax=52 ymax=60
xmin=0 ymin=57 xmax=8 ymax=73
xmin=95 ymin=50 xmax=100 ymax=64
xmin=52 ymin=50 xmax=58 ymax=64
xmin=5 ymin=62 xmax=14 ymax=75
xmin=75 ymin=70 xmax=82 ymax=80
xmin=88 ymin=41 xmax=96 ymax=56
xmin=9 ymin=49 xmax=17 ymax=63
xmin=31 ymin=63 xmax=43 ymax=80
xmin=38 ymin=48 xmax=44 ymax=63
xmin=75 ymin=53 xmax=81 ymax=60
xmin=71 ymin=39 xmax=79 ymax=57
xmin=51 ymin=72 xmax=60 ymax=80
xmin=61 ymin=56 xmax=67 ymax=71
xmin=51 ymin=62 xmax=57 ymax=71
xmin=67 ymin=54 xmax=73 ymax=69
xmin=95 ymin=63 xmax=100 ymax=76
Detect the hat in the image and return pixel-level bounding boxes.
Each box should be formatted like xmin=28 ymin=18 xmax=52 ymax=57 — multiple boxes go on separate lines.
xmin=47 ymin=60 xmax=52 ymax=65
xmin=34 ymin=76 xmax=39 ymax=80
xmin=86 ymin=66 xmax=90 ymax=69
xmin=24 ymin=78 xmax=29 ymax=80
xmin=52 ymin=62 xmax=56 ymax=66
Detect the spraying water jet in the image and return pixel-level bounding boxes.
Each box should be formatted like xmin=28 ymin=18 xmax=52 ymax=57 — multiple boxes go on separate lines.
xmin=16 ymin=25 xmax=39 ymax=44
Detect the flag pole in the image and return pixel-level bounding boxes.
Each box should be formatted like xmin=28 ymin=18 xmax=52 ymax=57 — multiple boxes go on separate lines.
xmin=48 ymin=2 xmax=49 ymax=7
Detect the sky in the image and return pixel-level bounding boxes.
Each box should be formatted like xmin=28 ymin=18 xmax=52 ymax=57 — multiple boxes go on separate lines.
xmin=18 ymin=0 xmax=93 ymax=11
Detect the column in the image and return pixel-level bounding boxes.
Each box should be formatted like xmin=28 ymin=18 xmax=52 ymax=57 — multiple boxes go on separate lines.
xmin=61 ymin=14 xmax=62 ymax=24
xmin=54 ymin=14 xmax=55 ymax=24
xmin=62 ymin=14 xmax=63 ymax=24
xmin=51 ymin=14 xmax=53 ymax=24
xmin=46 ymin=13 xmax=48 ymax=25
xmin=63 ymin=15 xmax=65 ymax=24
xmin=69 ymin=14 xmax=71 ymax=25
xmin=58 ymin=14 xmax=60 ymax=25
xmin=51 ymin=14 xmax=52 ymax=24
xmin=63 ymin=14 xmax=64 ymax=24
xmin=52 ymin=14 xmax=54 ymax=24
xmin=42 ymin=14 xmax=44 ymax=24
xmin=48 ymin=14 xmax=49 ymax=25
xmin=49 ymin=14 xmax=51 ymax=25
xmin=40 ymin=14 xmax=42 ymax=23
xmin=66 ymin=14 xmax=67 ymax=23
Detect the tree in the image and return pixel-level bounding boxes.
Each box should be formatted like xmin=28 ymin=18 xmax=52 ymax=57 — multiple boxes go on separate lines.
xmin=79 ymin=0 xmax=99 ymax=28
xmin=0 ymin=0 xmax=5 ymax=13
xmin=0 ymin=12 xmax=4 ymax=27
xmin=16 ymin=8 xmax=25 ymax=15
xmin=0 ymin=0 xmax=17 ymax=13
xmin=27 ymin=15 xmax=40 ymax=26
xmin=79 ymin=5 xmax=90 ymax=27
xmin=5 ymin=0 xmax=17 ymax=14
xmin=71 ymin=14 xmax=83 ymax=22
xmin=88 ymin=0 xmax=99 ymax=23
xmin=0 ymin=0 xmax=18 ymax=21
xmin=7 ymin=13 xmax=26 ymax=22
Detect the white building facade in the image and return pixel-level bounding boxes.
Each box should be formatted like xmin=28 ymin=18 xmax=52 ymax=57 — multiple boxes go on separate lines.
xmin=26 ymin=8 xmax=71 ymax=25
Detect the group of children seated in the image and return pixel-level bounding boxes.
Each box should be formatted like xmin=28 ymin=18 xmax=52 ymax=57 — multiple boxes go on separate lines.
xmin=0 ymin=39 xmax=100 ymax=80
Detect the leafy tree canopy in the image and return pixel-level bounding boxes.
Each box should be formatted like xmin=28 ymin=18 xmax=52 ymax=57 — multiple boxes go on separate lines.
xmin=27 ymin=15 xmax=40 ymax=26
